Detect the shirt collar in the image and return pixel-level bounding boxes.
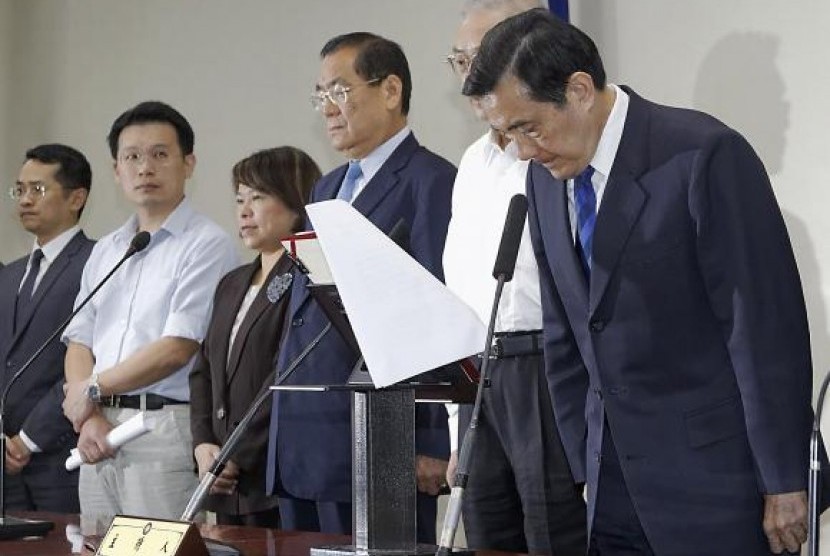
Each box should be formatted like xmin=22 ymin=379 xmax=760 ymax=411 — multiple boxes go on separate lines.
xmin=114 ymin=197 xmax=194 ymax=243
xmin=353 ymin=126 xmax=411 ymax=184
xmin=589 ymin=84 xmax=629 ymax=180
xmin=34 ymin=224 xmax=81 ymax=264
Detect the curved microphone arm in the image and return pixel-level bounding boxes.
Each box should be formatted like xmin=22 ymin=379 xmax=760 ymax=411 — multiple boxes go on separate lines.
xmin=809 ymin=370 xmax=830 ymax=556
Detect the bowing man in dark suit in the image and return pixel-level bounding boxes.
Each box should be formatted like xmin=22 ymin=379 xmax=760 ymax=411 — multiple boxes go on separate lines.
xmin=1 ymin=144 xmax=94 ymax=512
xmin=190 ymin=147 xmax=320 ymax=527
xmin=266 ymin=33 xmax=456 ymax=542
xmin=464 ymin=9 xmax=814 ymax=555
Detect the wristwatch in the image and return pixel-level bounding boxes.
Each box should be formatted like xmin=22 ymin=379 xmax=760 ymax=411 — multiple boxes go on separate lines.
xmin=86 ymin=374 xmax=102 ymax=403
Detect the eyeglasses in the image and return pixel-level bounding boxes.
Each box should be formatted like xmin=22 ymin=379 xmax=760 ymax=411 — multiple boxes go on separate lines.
xmin=117 ymin=147 xmax=174 ymax=169
xmin=9 ymin=183 xmax=48 ymax=201
xmin=445 ymin=49 xmax=478 ymax=76
xmin=310 ymin=78 xmax=383 ymax=111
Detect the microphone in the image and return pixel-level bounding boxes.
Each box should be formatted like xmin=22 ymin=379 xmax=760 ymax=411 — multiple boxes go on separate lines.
xmin=0 ymin=231 xmax=150 ymax=540
xmin=808 ymin=370 xmax=830 ymax=555
xmin=436 ymin=194 xmax=527 ymax=555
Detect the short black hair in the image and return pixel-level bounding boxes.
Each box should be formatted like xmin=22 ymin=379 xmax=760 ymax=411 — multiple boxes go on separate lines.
xmin=463 ymin=8 xmax=606 ymax=106
xmin=320 ymin=32 xmax=413 ymax=115
xmin=107 ymin=100 xmax=195 ymax=158
xmin=232 ymin=146 xmax=321 ymax=233
xmin=25 ymin=143 xmax=92 ymax=218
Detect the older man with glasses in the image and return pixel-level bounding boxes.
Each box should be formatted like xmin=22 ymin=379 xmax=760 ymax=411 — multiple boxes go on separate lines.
xmin=266 ymin=32 xmax=455 ymax=543
xmin=440 ymin=2 xmax=587 ymax=554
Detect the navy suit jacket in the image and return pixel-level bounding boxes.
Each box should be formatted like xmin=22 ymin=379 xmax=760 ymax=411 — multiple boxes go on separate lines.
xmin=527 ymin=88 xmax=814 ymax=555
xmin=267 ymin=132 xmax=455 ymax=502
xmin=0 ymin=231 xmax=94 ymax=462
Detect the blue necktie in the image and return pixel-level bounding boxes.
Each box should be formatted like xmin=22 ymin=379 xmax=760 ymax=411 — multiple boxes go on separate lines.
xmin=15 ymin=248 xmax=44 ymax=331
xmin=337 ymin=161 xmax=363 ymax=202
xmin=575 ymin=166 xmax=596 ymax=277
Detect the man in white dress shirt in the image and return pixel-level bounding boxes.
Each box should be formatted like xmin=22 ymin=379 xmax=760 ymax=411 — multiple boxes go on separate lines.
xmin=62 ymin=101 xmax=238 ymax=524
xmin=442 ymin=1 xmax=586 ymax=553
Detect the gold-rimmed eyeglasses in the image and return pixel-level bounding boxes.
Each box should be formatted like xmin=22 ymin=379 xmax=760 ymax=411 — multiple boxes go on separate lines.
xmin=117 ymin=147 xmax=174 ymax=169
xmin=310 ymin=78 xmax=383 ymax=111
xmin=445 ymin=49 xmax=478 ymax=76
xmin=9 ymin=183 xmax=48 ymax=201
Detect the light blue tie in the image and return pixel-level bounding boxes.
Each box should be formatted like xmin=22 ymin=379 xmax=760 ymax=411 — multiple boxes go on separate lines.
xmin=337 ymin=160 xmax=363 ymax=202
xmin=575 ymin=166 xmax=596 ymax=277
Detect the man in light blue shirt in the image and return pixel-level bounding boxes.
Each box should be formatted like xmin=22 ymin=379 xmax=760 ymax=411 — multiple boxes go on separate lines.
xmin=62 ymin=101 xmax=238 ymax=524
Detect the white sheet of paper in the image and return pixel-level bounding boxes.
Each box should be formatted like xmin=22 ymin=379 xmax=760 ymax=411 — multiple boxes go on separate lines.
xmin=307 ymin=200 xmax=486 ymax=388
xmin=65 ymin=411 xmax=156 ymax=470
xmin=280 ymin=232 xmax=333 ymax=284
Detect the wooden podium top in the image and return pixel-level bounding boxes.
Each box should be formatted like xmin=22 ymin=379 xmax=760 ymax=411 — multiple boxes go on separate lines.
xmin=2 ymin=512 xmax=520 ymax=556
xmin=2 ymin=512 xmax=349 ymax=556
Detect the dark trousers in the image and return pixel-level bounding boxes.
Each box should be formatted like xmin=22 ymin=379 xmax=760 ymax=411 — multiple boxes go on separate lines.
xmin=589 ymin=427 xmax=654 ymax=556
xmin=216 ymin=508 xmax=280 ymax=528
xmin=3 ymin=454 xmax=80 ymax=513
xmin=278 ymin=493 xmax=437 ymax=544
xmin=459 ymin=353 xmax=587 ymax=555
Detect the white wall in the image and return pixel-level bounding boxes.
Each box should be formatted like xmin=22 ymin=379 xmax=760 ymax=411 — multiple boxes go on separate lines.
xmin=3 ymin=0 xmax=830 ymax=545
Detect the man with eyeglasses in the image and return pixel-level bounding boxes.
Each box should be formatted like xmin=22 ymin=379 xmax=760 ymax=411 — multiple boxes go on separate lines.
xmin=0 ymin=144 xmax=94 ymax=514
xmin=61 ymin=101 xmax=238 ymax=525
xmin=266 ymin=32 xmax=455 ymax=542
xmin=441 ymin=1 xmax=587 ymax=554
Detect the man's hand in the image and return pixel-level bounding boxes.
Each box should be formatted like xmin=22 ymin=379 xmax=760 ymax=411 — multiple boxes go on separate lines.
xmin=76 ymin=413 xmax=116 ymax=464
xmin=416 ymin=455 xmax=448 ymax=496
xmin=4 ymin=435 xmax=31 ymax=474
xmin=763 ymin=491 xmax=808 ymax=554
xmin=194 ymin=443 xmax=239 ymax=495
xmin=445 ymin=450 xmax=458 ymax=487
xmin=63 ymin=379 xmax=95 ymax=432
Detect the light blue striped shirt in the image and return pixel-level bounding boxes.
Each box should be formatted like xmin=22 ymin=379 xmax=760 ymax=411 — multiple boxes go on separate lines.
xmin=63 ymin=198 xmax=239 ymax=400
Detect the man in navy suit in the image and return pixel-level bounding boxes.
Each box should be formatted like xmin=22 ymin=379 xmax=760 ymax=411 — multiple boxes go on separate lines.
xmin=266 ymin=32 xmax=455 ymax=542
xmin=0 ymin=144 xmax=94 ymax=512
xmin=464 ymin=9 xmax=812 ymax=555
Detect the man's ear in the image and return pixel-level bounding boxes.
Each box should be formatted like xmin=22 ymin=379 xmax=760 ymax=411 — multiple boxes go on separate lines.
xmin=382 ymin=74 xmax=404 ymax=111
xmin=184 ymin=153 xmax=196 ymax=179
xmin=567 ymin=71 xmax=596 ymax=109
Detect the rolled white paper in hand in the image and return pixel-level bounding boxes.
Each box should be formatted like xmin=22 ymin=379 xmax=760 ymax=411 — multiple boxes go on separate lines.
xmin=65 ymin=411 xmax=156 ymax=470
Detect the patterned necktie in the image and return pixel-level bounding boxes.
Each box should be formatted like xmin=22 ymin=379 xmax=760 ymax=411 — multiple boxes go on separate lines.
xmin=575 ymin=166 xmax=596 ymax=277
xmin=337 ymin=160 xmax=363 ymax=203
xmin=15 ymin=248 xmax=44 ymax=330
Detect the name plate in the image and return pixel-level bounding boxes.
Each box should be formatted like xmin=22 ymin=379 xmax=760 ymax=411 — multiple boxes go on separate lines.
xmin=95 ymin=515 xmax=208 ymax=556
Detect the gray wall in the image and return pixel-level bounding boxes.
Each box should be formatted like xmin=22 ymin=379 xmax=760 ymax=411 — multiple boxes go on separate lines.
xmin=3 ymin=0 xmax=830 ymax=544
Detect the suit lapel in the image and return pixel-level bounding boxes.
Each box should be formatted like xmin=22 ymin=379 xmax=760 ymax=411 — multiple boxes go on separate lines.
xmin=588 ymin=88 xmax=651 ymax=315
xmin=1 ymin=260 xmax=26 ymax=342
xmin=218 ymin=261 xmax=258 ymax=384
xmin=13 ymin=231 xmax=85 ymax=342
xmin=350 ymin=132 xmax=418 ymax=218
xmin=227 ymin=255 xmax=291 ymax=384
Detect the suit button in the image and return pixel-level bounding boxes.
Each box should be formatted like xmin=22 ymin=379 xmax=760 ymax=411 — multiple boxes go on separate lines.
xmin=5 ymin=361 xmax=12 ymax=368
xmin=291 ymin=317 xmax=304 ymax=327
xmin=593 ymin=387 xmax=602 ymax=399
xmin=216 ymin=407 xmax=226 ymax=420
xmin=594 ymin=451 xmax=602 ymax=463
xmin=589 ymin=320 xmax=605 ymax=332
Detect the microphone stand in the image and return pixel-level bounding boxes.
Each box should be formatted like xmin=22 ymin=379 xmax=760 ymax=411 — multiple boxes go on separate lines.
xmin=809 ymin=370 xmax=830 ymax=556
xmin=0 ymin=231 xmax=150 ymax=540
xmin=180 ymin=322 xmax=331 ymax=521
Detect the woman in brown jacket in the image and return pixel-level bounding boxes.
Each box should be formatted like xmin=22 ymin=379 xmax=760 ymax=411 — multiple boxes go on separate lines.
xmin=189 ymin=147 xmax=320 ymax=526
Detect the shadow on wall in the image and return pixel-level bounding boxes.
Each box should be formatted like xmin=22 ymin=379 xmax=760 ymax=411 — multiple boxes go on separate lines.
xmin=693 ymin=32 xmax=788 ymax=176
xmin=576 ymin=0 xmax=619 ymax=83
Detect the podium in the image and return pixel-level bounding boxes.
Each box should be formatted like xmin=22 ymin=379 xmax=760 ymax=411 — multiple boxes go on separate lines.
xmin=272 ymin=283 xmax=477 ymax=556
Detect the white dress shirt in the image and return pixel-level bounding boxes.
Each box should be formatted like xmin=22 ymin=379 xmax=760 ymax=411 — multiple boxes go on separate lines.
xmin=566 ymin=84 xmax=629 ymax=236
xmin=442 ymin=131 xmax=542 ymax=450
xmin=17 ymin=225 xmax=82 ymax=294
xmin=62 ymin=198 xmax=239 ymax=401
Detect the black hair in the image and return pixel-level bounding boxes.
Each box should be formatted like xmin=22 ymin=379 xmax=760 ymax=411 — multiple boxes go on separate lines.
xmin=25 ymin=143 xmax=92 ymax=218
xmin=107 ymin=100 xmax=195 ymax=158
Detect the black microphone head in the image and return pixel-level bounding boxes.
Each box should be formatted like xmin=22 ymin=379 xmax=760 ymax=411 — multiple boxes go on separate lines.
xmin=127 ymin=231 xmax=151 ymax=256
xmin=389 ymin=218 xmax=410 ymax=251
xmin=492 ymin=194 xmax=528 ymax=281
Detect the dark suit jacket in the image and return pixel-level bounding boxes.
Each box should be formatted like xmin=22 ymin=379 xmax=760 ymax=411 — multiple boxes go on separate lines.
xmin=527 ymin=88 xmax=814 ymax=555
xmin=0 ymin=231 xmax=94 ymax=463
xmin=266 ymin=132 xmax=455 ymax=502
xmin=190 ymin=254 xmax=293 ymax=515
